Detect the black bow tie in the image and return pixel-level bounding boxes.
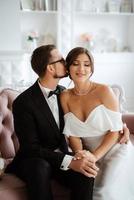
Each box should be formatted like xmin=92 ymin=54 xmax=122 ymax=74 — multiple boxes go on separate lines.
xmin=48 ymin=87 xmax=60 ymax=98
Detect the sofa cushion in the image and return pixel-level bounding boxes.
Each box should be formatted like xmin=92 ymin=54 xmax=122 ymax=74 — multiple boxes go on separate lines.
xmin=0 ymin=173 xmax=27 ymax=200
xmin=0 ymin=173 xmax=70 ymax=200
xmin=0 ymin=174 xmax=25 ymax=191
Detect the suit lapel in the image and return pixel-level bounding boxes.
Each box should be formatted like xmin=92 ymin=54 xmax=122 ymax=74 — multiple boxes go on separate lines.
xmin=57 ymin=95 xmax=64 ymax=132
xmin=31 ymin=81 xmax=60 ymax=133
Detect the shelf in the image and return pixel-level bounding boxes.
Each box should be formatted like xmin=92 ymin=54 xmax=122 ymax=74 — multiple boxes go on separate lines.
xmin=20 ymin=10 xmax=58 ymax=14
xmin=75 ymin=11 xmax=134 ymax=16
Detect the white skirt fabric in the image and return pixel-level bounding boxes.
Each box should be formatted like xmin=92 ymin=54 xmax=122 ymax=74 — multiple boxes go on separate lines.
xmin=63 ymin=105 xmax=134 ymax=200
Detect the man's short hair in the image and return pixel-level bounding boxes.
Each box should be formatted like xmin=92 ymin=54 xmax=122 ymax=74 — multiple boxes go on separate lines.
xmin=31 ymin=44 xmax=56 ymax=78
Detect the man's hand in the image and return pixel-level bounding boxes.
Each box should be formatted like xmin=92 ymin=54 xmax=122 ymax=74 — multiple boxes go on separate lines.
xmin=69 ymin=151 xmax=99 ymax=178
xmin=119 ymin=123 xmax=130 ymax=144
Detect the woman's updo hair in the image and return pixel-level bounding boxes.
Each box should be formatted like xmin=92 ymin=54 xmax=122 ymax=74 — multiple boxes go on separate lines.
xmin=66 ymin=47 xmax=94 ymax=79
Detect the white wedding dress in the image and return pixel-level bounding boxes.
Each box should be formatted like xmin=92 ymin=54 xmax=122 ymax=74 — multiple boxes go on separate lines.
xmin=63 ymin=104 xmax=134 ymax=200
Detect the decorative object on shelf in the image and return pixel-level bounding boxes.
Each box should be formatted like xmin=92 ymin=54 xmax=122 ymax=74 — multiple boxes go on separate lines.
xmin=115 ymin=39 xmax=124 ymax=52
xmin=20 ymin=0 xmax=57 ymax=11
xmin=20 ymin=0 xmax=34 ymax=10
xmin=78 ymin=33 xmax=94 ymax=51
xmin=26 ymin=31 xmax=39 ymax=51
xmin=92 ymin=0 xmax=107 ymax=13
xmin=107 ymin=0 xmax=121 ymax=12
xmin=75 ymin=0 xmax=106 ymax=12
xmin=74 ymin=0 xmax=94 ymax=12
xmin=95 ymin=0 xmax=107 ymax=12
xmin=90 ymin=28 xmax=109 ymax=53
xmin=51 ymin=0 xmax=57 ymax=11
xmin=33 ymin=0 xmax=57 ymax=11
xmin=33 ymin=0 xmax=45 ymax=10
xmin=122 ymin=46 xmax=131 ymax=52
xmin=41 ymin=33 xmax=55 ymax=46
xmin=82 ymin=28 xmax=131 ymax=53
xmin=74 ymin=0 xmax=84 ymax=11
xmin=105 ymin=37 xmax=117 ymax=52
xmin=90 ymin=28 xmax=119 ymax=53
xmin=44 ymin=0 xmax=53 ymax=11
xmin=120 ymin=0 xmax=132 ymax=12
xmin=77 ymin=30 xmax=125 ymax=53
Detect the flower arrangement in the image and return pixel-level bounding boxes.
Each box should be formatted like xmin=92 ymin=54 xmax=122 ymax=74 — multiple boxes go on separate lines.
xmin=80 ymin=33 xmax=93 ymax=42
xmin=79 ymin=33 xmax=94 ymax=51
xmin=27 ymin=31 xmax=39 ymax=41
xmin=26 ymin=31 xmax=39 ymax=51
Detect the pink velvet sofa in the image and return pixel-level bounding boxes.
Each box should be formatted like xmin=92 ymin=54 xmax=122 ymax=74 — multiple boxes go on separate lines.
xmin=0 ymin=88 xmax=134 ymax=200
xmin=0 ymin=88 xmax=70 ymax=200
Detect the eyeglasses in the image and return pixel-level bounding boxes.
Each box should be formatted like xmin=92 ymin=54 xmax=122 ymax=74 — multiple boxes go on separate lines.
xmin=49 ymin=58 xmax=66 ymax=65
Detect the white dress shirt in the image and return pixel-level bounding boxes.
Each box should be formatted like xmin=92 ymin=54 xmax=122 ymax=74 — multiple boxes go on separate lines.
xmin=38 ymin=82 xmax=73 ymax=170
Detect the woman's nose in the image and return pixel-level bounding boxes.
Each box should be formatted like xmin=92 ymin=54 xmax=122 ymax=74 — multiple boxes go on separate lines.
xmin=78 ymin=63 xmax=85 ymax=71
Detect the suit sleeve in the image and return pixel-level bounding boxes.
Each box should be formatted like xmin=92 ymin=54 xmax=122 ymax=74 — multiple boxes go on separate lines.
xmin=13 ymin=98 xmax=65 ymax=169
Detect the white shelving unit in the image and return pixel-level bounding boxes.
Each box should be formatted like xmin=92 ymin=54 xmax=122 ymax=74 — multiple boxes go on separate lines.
xmin=19 ymin=0 xmax=73 ymax=55
xmin=21 ymin=1 xmax=134 ymax=54
xmin=72 ymin=12 xmax=134 ymax=53
xmin=20 ymin=9 xmax=59 ymax=53
xmin=0 ymin=0 xmax=134 ymax=111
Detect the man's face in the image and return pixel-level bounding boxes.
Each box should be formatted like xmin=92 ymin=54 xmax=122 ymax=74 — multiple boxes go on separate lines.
xmin=49 ymin=49 xmax=67 ymax=78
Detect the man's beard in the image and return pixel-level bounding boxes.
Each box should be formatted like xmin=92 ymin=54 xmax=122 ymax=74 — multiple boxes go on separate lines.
xmin=53 ymin=72 xmax=68 ymax=79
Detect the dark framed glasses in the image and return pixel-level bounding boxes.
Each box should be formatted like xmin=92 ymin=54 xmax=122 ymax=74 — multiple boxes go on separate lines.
xmin=49 ymin=58 xmax=66 ymax=65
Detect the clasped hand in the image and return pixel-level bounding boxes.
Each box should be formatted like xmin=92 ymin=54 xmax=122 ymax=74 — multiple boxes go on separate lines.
xmin=69 ymin=150 xmax=99 ymax=178
xmin=74 ymin=150 xmax=96 ymax=162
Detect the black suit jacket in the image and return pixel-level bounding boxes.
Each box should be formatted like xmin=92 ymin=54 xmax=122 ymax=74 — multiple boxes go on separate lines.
xmin=12 ymin=81 xmax=69 ymax=169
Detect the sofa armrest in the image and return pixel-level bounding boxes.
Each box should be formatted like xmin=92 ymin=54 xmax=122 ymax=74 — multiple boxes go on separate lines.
xmin=122 ymin=113 xmax=134 ymax=135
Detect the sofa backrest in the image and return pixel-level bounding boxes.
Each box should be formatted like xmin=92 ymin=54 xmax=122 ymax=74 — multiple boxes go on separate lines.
xmin=111 ymin=84 xmax=127 ymax=113
xmin=0 ymin=89 xmax=20 ymax=159
xmin=0 ymin=86 xmax=130 ymax=160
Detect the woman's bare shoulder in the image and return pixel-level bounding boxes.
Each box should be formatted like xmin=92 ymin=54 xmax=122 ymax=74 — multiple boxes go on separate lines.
xmin=96 ymin=83 xmax=119 ymax=110
xmin=92 ymin=82 xmax=109 ymax=93
xmin=93 ymin=82 xmax=111 ymax=94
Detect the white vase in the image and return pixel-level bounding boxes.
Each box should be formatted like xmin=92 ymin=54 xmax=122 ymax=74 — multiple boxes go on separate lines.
xmin=27 ymin=39 xmax=37 ymax=52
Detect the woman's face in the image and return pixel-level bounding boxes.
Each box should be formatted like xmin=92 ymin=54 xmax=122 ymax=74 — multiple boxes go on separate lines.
xmin=69 ymin=53 xmax=92 ymax=83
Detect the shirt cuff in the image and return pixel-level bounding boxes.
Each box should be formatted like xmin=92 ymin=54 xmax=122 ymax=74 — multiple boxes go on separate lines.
xmin=60 ymin=155 xmax=73 ymax=171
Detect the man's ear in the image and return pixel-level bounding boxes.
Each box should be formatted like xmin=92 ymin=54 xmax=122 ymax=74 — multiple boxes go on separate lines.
xmin=47 ymin=64 xmax=54 ymax=73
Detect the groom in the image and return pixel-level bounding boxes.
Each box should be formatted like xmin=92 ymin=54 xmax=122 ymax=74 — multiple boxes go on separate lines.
xmin=6 ymin=45 xmax=98 ymax=200
xmin=6 ymin=45 xmax=129 ymax=200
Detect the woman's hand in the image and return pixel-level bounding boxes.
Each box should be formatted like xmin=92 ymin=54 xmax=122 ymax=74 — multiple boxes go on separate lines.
xmin=74 ymin=150 xmax=97 ymax=163
xmin=119 ymin=123 xmax=130 ymax=144
xmin=69 ymin=150 xmax=99 ymax=178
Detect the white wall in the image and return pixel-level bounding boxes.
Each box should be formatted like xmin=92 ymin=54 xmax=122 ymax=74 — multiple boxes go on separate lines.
xmin=0 ymin=0 xmax=21 ymax=51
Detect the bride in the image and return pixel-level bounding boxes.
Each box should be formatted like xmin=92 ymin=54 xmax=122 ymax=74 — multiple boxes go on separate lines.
xmin=60 ymin=47 xmax=134 ymax=200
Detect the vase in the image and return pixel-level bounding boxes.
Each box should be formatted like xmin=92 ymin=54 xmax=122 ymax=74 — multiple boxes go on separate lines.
xmin=27 ymin=39 xmax=37 ymax=52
